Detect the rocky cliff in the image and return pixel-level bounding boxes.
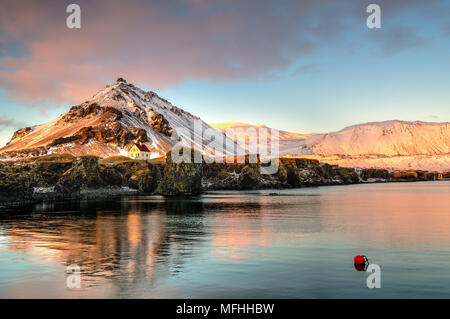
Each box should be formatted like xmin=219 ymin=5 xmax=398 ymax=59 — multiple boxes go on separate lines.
xmin=155 ymin=150 xmax=203 ymax=196
xmin=0 ymin=154 xmax=163 ymax=203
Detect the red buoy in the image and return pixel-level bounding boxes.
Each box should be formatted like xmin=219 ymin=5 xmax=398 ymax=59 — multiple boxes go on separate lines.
xmin=354 ymin=255 xmax=366 ymax=265
xmin=354 ymin=254 xmax=369 ymax=271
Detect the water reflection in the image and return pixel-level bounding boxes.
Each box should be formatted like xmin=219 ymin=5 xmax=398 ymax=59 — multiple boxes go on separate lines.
xmin=0 ymin=182 xmax=449 ymax=298
xmin=0 ymin=194 xmax=325 ymax=296
xmin=1 ymin=198 xmax=210 ymax=295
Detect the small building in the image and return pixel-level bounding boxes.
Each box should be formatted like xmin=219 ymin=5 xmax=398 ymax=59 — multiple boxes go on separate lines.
xmin=128 ymin=142 xmax=152 ymax=160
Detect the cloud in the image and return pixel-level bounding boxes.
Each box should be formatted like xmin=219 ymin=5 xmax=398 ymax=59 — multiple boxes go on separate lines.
xmin=0 ymin=115 xmax=26 ymax=129
xmin=292 ymin=64 xmax=319 ymax=76
xmin=366 ymin=26 xmax=427 ymax=56
xmin=0 ymin=0 xmax=444 ymax=106
xmin=424 ymin=115 xmax=440 ymax=121
xmin=443 ymin=22 xmax=450 ymax=36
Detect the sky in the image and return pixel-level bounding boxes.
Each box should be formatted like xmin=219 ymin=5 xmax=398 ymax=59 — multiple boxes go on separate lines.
xmin=1 ymin=0 xmax=450 ymax=146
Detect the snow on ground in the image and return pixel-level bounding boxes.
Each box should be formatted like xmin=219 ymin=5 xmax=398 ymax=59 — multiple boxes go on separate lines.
xmin=298 ymin=154 xmax=450 ymax=172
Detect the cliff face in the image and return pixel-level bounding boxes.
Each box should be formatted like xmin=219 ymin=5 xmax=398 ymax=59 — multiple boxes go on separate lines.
xmin=0 ymin=154 xmax=163 ymax=203
xmin=202 ymin=158 xmax=388 ymax=190
xmin=0 ymin=153 xmax=443 ymax=204
xmin=156 ymin=150 xmax=203 ymax=196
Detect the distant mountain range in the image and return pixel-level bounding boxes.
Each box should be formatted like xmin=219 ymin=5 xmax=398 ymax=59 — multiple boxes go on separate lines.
xmin=1 ymin=79 xmax=449 ymax=171
xmin=209 ymin=121 xmax=310 ymax=156
xmin=211 ymin=120 xmax=450 ymax=171
xmin=307 ymin=120 xmax=450 ymax=156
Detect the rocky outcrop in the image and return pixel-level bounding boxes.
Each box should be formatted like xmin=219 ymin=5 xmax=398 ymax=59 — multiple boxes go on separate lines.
xmin=1 ymin=146 xmax=48 ymax=158
xmin=61 ymin=102 xmax=123 ymax=123
xmin=0 ymin=154 xmax=74 ymax=202
xmin=61 ymin=103 xmax=102 ymax=122
xmin=56 ymin=156 xmax=102 ymax=193
xmin=8 ymin=127 xmax=33 ymax=144
xmin=2 ymin=100 xmax=151 ymax=159
xmin=359 ymin=168 xmax=391 ymax=180
xmin=155 ymin=150 xmax=203 ymax=196
xmin=391 ymin=170 xmax=438 ymax=181
xmin=148 ymin=110 xmax=172 ymax=136
xmin=392 ymin=170 xmax=418 ymax=180
xmin=73 ymin=125 xmax=148 ymax=147
xmin=54 ymin=103 xmax=144 ymax=147
xmin=48 ymin=136 xmax=80 ymax=147
xmin=238 ymin=165 xmax=260 ymax=189
xmin=201 ymin=157 xmax=443 ymax=190
xmin=101 ymin=157 xmax=162 ymax=192
xmin=202 ymin=158 xmax=362 ymax=190
xmin=0 ymin=154 xmax=164 ymax=203
xmin=41 ymin=123 xmax=150 ymax=151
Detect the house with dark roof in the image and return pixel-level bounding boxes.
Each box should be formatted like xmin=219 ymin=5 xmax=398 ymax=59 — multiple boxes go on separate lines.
xmin=128 ymin=142 xmax=152 ymax=160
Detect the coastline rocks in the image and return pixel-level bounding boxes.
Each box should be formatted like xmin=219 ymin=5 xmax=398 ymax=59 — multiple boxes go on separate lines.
xmin=0 ymin=154 xmax=74 ymax=202
xmin=392 ymin=170 xmax=438 ymax=181
xmin=0 ymin=152 xmax=445 ymax=204
xmin=359 ymin=168 xmax=391 ymax=180
xmin=101 ymin=158 xmax=162 ymax=192
xmin=0 ymin=154 xmax=164 ymax=203
xmin=278 ymin=158 xmax=359 ymax=186
xmin=201 ymin=157 xmax=362 ymax=189
xmin=56 ymin=156 xmax=102 ymax=193
xmin=238 ymin=165 xmax=260 ymax=189
xmin=392 ymin=170 xmax=418 ymax=180
xmin=0 ymin=167 xmax=33 ymax=201
xmin=156 ymin=150 xmax=203 ymax=196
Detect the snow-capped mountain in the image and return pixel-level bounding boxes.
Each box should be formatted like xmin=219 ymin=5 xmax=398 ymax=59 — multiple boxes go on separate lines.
xmin=0 ymin=78 xmax=241 ymax=158
xmin=306 ymin=120 xmax=450 ymax=156
xmin=303 ymin=120 xmax=450 ymax=171
xmin=214 ymin=120 xmax=450 ymax=171
xmin=210 ymin=121 xmax=310 ymax=155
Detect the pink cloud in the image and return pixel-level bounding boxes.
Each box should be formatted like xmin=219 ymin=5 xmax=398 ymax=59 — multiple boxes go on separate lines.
xmin=0 ymin=0 xmax=439 ymax=107
xmin=0 ymin=0 xmax=324 ymax=105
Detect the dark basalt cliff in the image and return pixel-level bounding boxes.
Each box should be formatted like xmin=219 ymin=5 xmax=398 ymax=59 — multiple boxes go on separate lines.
xmin=155 ymin=150 xmax=203 ymax=196
xmin=202 ymin=158 xmax=439 ymax=190
xmin=0 ymin=152 xmax=443 ymax=204
xmin=0 ymin=154 xmax=162 ymax=203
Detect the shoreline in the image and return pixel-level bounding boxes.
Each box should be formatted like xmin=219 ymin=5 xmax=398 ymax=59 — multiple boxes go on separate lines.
xmin=1 ymin=178 xmax=447 ymax=209
xmin=0 ymin=152 xmax=446 ymax=208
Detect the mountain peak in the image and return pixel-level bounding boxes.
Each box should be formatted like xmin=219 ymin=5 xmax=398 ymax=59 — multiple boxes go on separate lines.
xmin=0 ymin=79 xmax=240 ymax=159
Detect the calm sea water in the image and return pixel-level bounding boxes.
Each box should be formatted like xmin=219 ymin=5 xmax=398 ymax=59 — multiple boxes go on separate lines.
xmin=0 ymin=181 xmax=449 ymax=298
